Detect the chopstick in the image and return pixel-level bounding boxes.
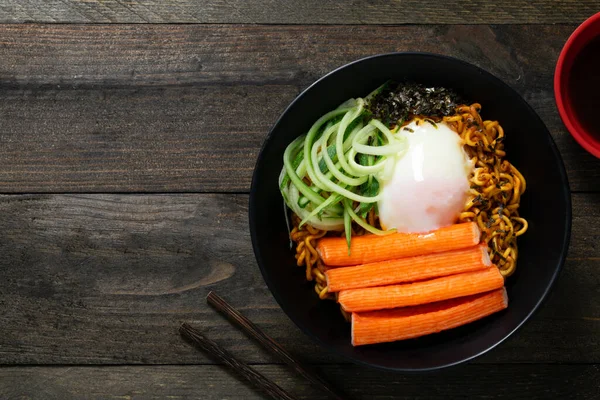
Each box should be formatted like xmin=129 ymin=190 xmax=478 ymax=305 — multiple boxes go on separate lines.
xmin=207 ymin=291 xmax=346 ymax=400
xmin=179 ymin=323 xmax=298 ymax=400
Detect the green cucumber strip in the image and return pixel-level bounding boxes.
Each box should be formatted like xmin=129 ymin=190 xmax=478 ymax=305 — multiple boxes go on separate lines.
xmin=359 ymin=177 xmax=379 ymax=217
xmin=320 ymin=125 xmax=368 ymax=187
xmin=280 ymin=141 xmax=306 ymax=189
xmin=298 ymin=196 xmax=310 ymax=209
xmin=288 ymin=184 xmax=344 ymax=230
xmin=359 ymin=203 xmax=374 ymax=218
xmin=299 ymin=193 xmax=343 ymax=227
xmin=304 ymin=108 xmax=354 ymax=192
xmin=283 ymin=135 xmax=328 ymax=206
xmin=344 ymin=112 xmax=364 ymax=142
xmin=364 ymin=81 xmax=390 ymax=104
xmin=311 ymin=148 xmax=382 ymax=203
xmin=318 ymin=144 xmax=337 ymax=173
xmin=344 ymin=199 xmax=393 ymax=236
xmin=336 ymin=100 xmax=365 ymax=177
xmin=344 ymin=205 xmax=352 ymax=254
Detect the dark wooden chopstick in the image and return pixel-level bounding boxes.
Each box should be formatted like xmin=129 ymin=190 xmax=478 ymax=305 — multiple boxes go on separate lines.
xmin=179 ymin=323 xmax=298 ymax=400
xmin=207 ymin=291 xmax=347 ymax=400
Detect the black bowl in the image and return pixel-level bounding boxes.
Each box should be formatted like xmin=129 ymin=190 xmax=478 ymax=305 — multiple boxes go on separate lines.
xmin=249 ymin=53 xmax=571 ymax=371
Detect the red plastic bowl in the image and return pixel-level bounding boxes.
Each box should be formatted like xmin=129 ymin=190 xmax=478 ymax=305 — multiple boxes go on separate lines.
xmin=554 ymin=12 xmax=600 ymax=158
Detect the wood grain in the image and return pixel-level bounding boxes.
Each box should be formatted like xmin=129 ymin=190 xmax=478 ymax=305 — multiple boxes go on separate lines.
xmin=0 ymin=0 xmax=598 ymax=24
xmin=207 ymin=292 xmax=347 ymax=400
xmin=0 ymin=24 xmax=597 ymax=193
xmin=179 ymin=323 xmax=299 ymax=400
xmin=0 ymin=364 xmax=598 ymax=400
xmin=0 ymin=4 xmax=598 ymax=397
xmin=0 ymin=192 xmax=597 ymax=365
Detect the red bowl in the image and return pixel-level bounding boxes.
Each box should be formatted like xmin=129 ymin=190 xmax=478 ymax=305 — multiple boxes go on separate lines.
xmin=555 ymin=12 xmax=600 ymax=158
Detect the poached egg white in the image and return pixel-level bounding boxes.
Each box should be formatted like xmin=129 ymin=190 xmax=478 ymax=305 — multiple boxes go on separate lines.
xmin=377 ymin=120 xmax=472 ymax=233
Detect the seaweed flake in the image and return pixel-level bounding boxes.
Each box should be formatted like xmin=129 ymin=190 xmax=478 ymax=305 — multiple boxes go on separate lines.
xmin=367 ymin=82 xmax=464 ymax=126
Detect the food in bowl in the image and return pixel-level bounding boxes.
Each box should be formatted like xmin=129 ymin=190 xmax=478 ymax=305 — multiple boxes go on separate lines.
xmin=278 ymin=82 xmax=528 ymax=346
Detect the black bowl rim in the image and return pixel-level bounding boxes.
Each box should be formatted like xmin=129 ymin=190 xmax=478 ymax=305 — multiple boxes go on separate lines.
xmin=249 ymin=52 xmax=572 ymax=372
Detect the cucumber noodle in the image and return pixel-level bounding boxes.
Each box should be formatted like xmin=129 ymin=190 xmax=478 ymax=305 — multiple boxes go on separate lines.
xmin=279 ymin=97 xmax=408 ymax=245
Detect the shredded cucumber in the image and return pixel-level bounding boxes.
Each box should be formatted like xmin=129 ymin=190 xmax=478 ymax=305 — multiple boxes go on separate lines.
xmin=279 ymin=97 xmax=406 ymax=243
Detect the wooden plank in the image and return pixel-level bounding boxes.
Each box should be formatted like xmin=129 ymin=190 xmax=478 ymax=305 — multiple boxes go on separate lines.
xmin=0 ymin=24 xmax=572 ymax=88
xmin=0 ymin=24 xmax=597 ymax=193
xmin=0 ymin=86 xmax=284 ymax=193
xmin=0 ymin=192 xmax=597 ymax=365
xmin=1 ymin=364 xmax=599 ymax=399
xmin=0 ymin=0 xmax=598 ymax=24
xmin=2 ymin=86 xmax=594 ymax=193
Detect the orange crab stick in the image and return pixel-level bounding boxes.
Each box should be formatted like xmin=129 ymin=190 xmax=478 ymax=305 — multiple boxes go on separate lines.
xmin=326 ymin=245 xmax=491 ymax=292
xmin=317 ymin=222 xmax=481 ymax=267
xmin=338 ymin=267 xmax=504 ymax=313
xmin=351 ymin=288 xmax=508 ymax=346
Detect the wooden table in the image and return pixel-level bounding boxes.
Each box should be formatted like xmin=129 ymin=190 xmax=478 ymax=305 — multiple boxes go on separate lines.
xmin=0 ymin=2 xmax=599 ymax=399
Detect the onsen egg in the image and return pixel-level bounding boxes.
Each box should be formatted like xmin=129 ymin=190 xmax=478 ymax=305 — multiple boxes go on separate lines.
xmin=377 ymin=120 xmax=473 ymax=233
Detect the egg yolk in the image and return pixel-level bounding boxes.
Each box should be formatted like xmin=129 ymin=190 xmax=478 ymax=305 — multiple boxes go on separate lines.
xmin=377 ymin=120 xmax=473 ymax=233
